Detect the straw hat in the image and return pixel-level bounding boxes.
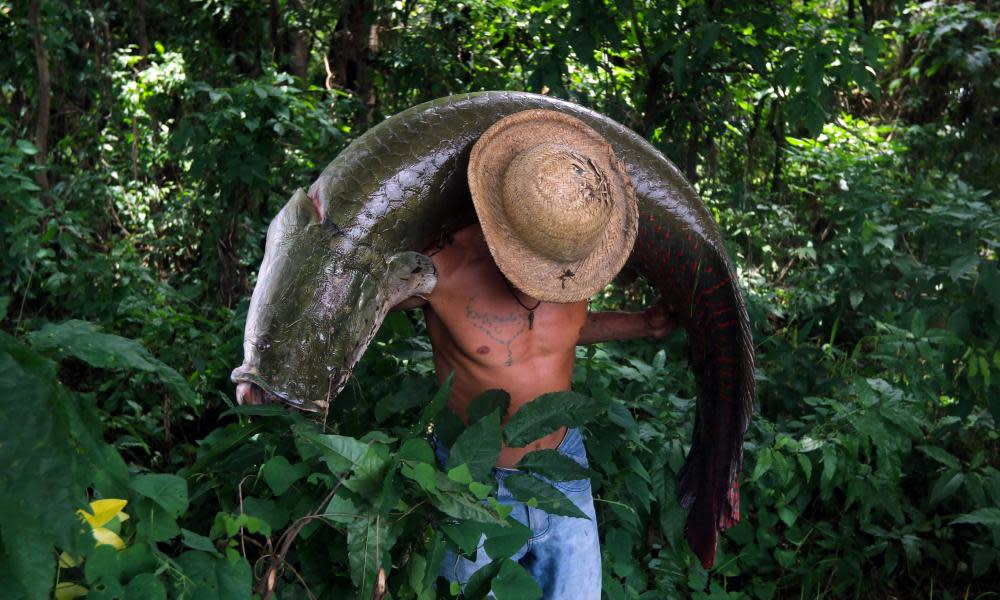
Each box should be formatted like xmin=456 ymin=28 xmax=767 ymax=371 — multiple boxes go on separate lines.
xmin=468 ymin=109 xmax=638 ymax=303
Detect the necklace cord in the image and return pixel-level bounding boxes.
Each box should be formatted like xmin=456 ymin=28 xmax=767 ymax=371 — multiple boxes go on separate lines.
xmin=501 ymin=276 xmax=542 ymax=312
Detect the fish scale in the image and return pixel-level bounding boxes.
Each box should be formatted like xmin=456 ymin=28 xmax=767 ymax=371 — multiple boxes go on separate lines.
xmin=236 ymin=90 xmax=754 ymax=568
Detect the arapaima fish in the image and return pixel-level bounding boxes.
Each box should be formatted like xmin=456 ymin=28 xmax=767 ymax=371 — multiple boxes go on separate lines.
xmin=230 ymin=91 xmax=755 ymax=567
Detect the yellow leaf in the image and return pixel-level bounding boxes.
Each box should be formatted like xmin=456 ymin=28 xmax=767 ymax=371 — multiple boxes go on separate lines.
xmin=58 ymin=551 xmax=80 ymax=568
xmin=92 ymin=527 xmax=126 ymax=550
xmin=77 ymin=499 xmax=128 ymax=528
xmin=54 ymin=582 xmax=88 ymax=600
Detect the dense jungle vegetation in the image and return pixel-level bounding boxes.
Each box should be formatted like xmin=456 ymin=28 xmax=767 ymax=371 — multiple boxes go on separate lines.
xmin=2 ymin=1 xmax=999 ymax=598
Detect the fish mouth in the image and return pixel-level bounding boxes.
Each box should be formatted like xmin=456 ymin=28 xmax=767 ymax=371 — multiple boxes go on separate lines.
xmin=230 ymin=363 xmax=346 ymax=413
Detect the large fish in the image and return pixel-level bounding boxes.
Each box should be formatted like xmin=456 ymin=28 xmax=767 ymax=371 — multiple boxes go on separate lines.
xmin=230 ymin=91 xmax=754 ymax=568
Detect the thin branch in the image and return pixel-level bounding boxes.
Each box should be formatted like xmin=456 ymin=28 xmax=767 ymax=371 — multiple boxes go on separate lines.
xmin=627 ymin=0 xmax=650 ymax=67
xmin=29 ymin=0 xmax=51 ymax=194
xmin=255 ymin=484 xmax=341 ymax=600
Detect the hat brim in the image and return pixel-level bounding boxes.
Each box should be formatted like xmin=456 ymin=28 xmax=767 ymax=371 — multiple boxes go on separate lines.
xmin=468 ymin=109 xmax=638 ymax=303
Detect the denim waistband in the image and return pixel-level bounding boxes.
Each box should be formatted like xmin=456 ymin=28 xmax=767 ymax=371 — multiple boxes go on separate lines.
xmin=432 ymin=427 xmax=588 ymax=473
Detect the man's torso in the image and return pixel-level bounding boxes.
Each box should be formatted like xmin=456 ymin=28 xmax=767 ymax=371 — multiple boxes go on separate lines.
xmin=421 ymin=224 xmax=588 ymax=468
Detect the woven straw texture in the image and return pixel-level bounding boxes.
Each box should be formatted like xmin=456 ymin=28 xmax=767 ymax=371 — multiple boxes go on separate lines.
xmin=468 ymin=109 xmax=638 ymax=302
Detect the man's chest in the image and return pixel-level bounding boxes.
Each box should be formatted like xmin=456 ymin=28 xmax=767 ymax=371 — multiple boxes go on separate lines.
xmin=425 ymin=283 xmax=586 ymax=366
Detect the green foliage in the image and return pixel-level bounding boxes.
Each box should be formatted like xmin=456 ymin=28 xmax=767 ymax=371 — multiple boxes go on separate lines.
xmin=2 ymin=0 xmax=998 ymax=598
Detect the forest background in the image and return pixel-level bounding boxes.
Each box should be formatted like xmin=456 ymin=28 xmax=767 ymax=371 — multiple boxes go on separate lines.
xmin=2 ymin=0 xmax=999 ymax=598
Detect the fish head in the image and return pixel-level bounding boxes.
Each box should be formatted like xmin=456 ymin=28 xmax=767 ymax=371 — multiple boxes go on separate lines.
xmin=230 ymin=189 xmax=436 ymax=413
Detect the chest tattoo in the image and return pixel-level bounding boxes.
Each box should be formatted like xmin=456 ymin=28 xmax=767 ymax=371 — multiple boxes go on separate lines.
xmin=464 ymin=296 xmax=526 ymax=366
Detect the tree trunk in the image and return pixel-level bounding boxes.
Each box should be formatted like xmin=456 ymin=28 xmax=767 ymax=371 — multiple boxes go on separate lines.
xmin=288 ymin=0 xmax=311 ymax=80
xmin=135 ymin=0 xmax=150 ymax=57
xmin=270 ymin=0 xmax=281 ymax=63
xmin=685 ymin=114 xmax=700 ymax=184
xmin=330 ymin=0 xmax=379 ymax=120
xmin=769 ymin=102 xmax=785 ymax=196
xmin=29 ymin=0 xmax=51 ymax=194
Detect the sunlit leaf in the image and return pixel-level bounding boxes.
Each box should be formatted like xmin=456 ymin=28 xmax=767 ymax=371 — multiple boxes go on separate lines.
xmin=78 ymin=499 xmax=128 ymax=528
xmin=91 ymin=527 xmax=126 ymax=550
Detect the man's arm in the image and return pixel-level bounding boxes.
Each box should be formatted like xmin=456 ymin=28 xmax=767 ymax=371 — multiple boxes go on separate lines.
xmin=391 ymin=296 xmax=429 ymax=311
xmin=577 ymin=303 xmax=675 ymax=345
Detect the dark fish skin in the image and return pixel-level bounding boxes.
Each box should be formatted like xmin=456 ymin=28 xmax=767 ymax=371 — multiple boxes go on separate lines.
xmin=281 ymin=91 xmax=753 ymax=567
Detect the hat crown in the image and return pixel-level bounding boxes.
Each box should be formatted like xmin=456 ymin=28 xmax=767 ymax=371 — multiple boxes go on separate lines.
xmin=501 ymin=143 xmax=613 ymax=263
xmin=467 ymin=109 xmax=638 ymax=303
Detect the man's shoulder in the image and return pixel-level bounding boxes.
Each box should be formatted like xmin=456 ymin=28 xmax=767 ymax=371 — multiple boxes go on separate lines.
xmin=427 ymin=227 xmax=491 ymax=279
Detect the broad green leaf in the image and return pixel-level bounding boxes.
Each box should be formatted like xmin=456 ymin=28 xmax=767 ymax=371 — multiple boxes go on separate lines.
xmin=181 ymin=529 xmax=219 ymax=556
xmin=15 ymin=139 xmax=38 ymax=155
xmin=423 ymin=531 xmax=447 ymax=592
xmin=324 ymin=492 xmax=363 ymax=525
xmin=346 ymin=512 xmax=400 ymax=600
xmin=447 ymin=463 xmax=474 ymax=485
xmin=972 ymin=544 xmax=998 ymax=578
xmin=606 ymin=402 xmax=637 ymax=431
xmin=343 ymin=444 xmax=393 ymax=497
xmin=751 ymin=448 xmax=773 ymax=481
xmin=0 ymin=333 xmax=129 ymax=599
xmin=375 ymin=377 xmax=434 ymax=423
xmin=434 ymin=488 xmax=504 ymax=524
xmin=951 ymin=508 xmax=1000 ymax=529
xmin=796 ymin=454 xmax=813 ymax=482
xmin=132 ymin=497 xmax=180 ymax=542
xmin=917 ymin=445 xmax=961 ymax=470
xmin=821 ymin=445 xmax=837 ymax=491
xmin=292 ymin=424 xmax=368 ymax=474
xmin=849 ymin=289 xmax=864 ymax=309
xmin=124 ymin=573 xmax=166 ymax=600
xmin=929 ymin=472 xmax=964 ymax=506
xmin=503 ymin=392 xmax=609 ymax=447
xmin=441 ymin=521 xmax=484 ymax=555
xmin=86 ymin=579 xmax=125 ymax=600
xmin=483 ymin=521 xmax=532 ymax=560
xmin=174 ymin=551 xmax=252 ymax=600
xmin=260 ymin=455 xmax=308 ymax=495
xmin=463 ymin=560 xmax=504 ymax=600
xmin=412 ymin=372 xmax=454 ymax=436
xmin=27 ymin=320 xmax=195 ymax=405
xmin=85 ymin=544 xmax=122 ymax=583
xmin=492 ymin=559 xmax=543 ymax=600
xmin=407 ymin=553 xmax=429 ymax=598
xmin=469 ymin=481 xmax=492 ymax=499
xmin=447 ymin=408 xmax=502 ymax=482
xmin=118 ymin=542 xmax=157 ymax=582
xmin=777 ymin=506 xmax=798 ymax=527
xmin=211 ymin=512 xmax=271 ymax=538
xmin=467 ymin=389 xmax=510 ymax=425
xmin=242 ymin=497 xmax=289 ymax=531
xmin=131 ymin=474 xmax=188 ymax=517
xmin=433 ymin=408 xmax=465 ymax=448
xmin=401 ymin=462 xmax=437 ymax=495
xmin=398 ymin=438 xmax=435 ymax=464
xmin=948 ymin=254 xmax=979 ymax=281
xmin=505 ymin=474 xmax=587 ymax=519
xmin=515 ymin=449 xmax=589 ymax=481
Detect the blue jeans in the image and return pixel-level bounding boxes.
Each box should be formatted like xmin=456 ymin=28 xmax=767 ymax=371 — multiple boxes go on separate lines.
xmin=434 ymin=428 xmax=601 ymax=599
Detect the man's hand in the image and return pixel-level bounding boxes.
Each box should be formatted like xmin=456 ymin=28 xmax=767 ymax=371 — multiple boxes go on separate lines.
xmin=236 ymin=382 xmax=264 ymax=405
xmin=644 ymin=303 xmax=676 ymax=339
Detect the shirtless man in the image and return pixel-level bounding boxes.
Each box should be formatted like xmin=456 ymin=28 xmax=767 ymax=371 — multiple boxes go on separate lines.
xmin=398 ymin=223 xmax=672 ymax=467
xmin=392 ymin=111 xmax=673 ymax=598
xmin=396 ymin=223 xmax=671 ymax=598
